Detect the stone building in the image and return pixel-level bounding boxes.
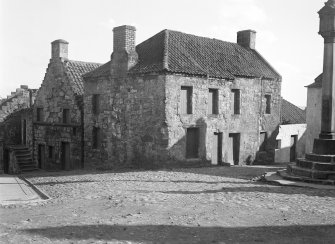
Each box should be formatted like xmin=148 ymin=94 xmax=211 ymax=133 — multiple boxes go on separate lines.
xmin=305 ymin=74 xmax=322 ymax=154
xmin=33 ymin=40 xmax=101 ymax=170
xmin=83 ymin=26 xmax=282 ymax=169
xmin=275 ymin=99 xmax=306 ymax=163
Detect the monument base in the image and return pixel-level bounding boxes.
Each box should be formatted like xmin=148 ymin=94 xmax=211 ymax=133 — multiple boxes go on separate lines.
xmin=285 ymin=138 xmax=335 ymax=182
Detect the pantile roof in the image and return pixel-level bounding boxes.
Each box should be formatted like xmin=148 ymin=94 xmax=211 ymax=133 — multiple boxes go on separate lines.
xmin=65 ymin=60 xmax=102 ymax=95
xmin=85 ymin=30 xmax=281 ymax=80
xmin=281 ymin=98 xmax=306 ymax=124
xmin=305 ymin=73 xmax=322 ymax=88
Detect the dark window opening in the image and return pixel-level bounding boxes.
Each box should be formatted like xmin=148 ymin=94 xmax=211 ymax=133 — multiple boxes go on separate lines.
xmin=92 ymin=127 xmax=101 ymax=149
xmin=259 ymin=132 xmax=267 ymax=151
xmin=275 ymin=139 xmax=281 ymax=149
xmin=232 ymin=89 xmax=240 ymax=114
xmin=208 ymin=89 xmax=219 ymax=114
xmin=63 ymin=109 xmax=70 ymax=124
xmin=180 ymin=86 xmax=192 ymax=114
xmin=48 ymin=146 xmax=54 ymax=159
xmin=265 ymin=94 xmax=271 ymax=114
xmin=92 ymin=94 xmax=100 ymax=115
xmin=36 ymin=108 xmax=43 ymax=122
xmin=73 ymin=127 xmax=77 ymax=136
xmin=186 ymin=127 xmax=199 ymax=158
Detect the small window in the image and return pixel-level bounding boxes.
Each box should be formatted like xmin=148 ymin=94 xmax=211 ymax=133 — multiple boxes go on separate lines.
xmin=275 ymin=140 xmax=281 ymax=149
xmin=186 ymin=127 xmax=199 ymax=158
xmin=92 ymin=94 xmax=100 ymax=115
xmin=208 ymin=89 xmax=219 ymax=114
xmin=232 ymin=89 xmax=240 ymax=114
xmin=48 ymin=146 xmax=54 ymax=159
xmin=259 ymin=132 xmax=267 ymax=151
xmin=265 ymin=94 xmax=271 ymax=114
xmin=63 ymin=109 xmax=70 ymax=124
xmin=92 ymin=127 xmax=101 ymax=149
xmin=36 ymin=108 xmax=43 ymax=122
xmin=73 ymin=127 xmax=77 ymax=136
xmin=180 ymin=86 xmax=192 ymax=114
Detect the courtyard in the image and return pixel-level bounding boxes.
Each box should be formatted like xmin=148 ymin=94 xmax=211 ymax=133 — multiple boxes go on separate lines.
xmin=1 ymin=165 xmax=335 ymax=243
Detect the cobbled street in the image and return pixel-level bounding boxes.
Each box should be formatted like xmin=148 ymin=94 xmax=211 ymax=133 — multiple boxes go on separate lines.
xmin=1 ymin=165 xmax=335 ymax=243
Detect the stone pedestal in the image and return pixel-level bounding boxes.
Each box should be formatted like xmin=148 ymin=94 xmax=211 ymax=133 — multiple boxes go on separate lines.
xmin=283 ymin=0 xmax=335 ymax=184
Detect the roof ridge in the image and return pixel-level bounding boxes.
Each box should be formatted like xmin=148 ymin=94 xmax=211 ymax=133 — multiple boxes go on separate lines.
xmin=67 ymin=59 xmax=103 ymax=65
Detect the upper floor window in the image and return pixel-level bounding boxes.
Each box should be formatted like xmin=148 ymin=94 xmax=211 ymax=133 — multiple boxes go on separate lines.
xmin=265 ymin=94 xmax=271 ymax=114
xmin=232 ymin=89 xmax=240 ymax=114
xmin=180 ymin=86 xmax=192 ymax=114
xmin=208 ymin=89 xmax=219 ymax=115
xmin=63 ymin=109 xmax=70 ymax=124
xmin=92 ymin=94 xmax=100 ymax=115
xmin=36 ymin=108 xmax=43 ymax=122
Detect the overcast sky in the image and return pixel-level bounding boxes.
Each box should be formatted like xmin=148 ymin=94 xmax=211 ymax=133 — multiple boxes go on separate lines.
xmin=0 ymin=0 xmax=325 ymax=107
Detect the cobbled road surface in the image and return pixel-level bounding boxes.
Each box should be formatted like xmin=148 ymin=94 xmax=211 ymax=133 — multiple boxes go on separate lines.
xmin=1 ymin=165 xmax=335 ymax=243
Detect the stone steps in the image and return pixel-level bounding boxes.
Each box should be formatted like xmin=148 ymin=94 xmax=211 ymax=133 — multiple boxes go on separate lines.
xmin=287 ymin=164 xmax=335 ymax=180
xmin=305 ymin=153 xmax=335 ymax=163
xmin=12 ymin=146 xmax=37 ymax=172
xmin=296 ymin=158 xmax=335 ymax=171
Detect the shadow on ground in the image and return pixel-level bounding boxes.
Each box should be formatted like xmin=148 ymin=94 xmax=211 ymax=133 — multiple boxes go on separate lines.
xmin=22 ymin=224 xmax=335 ymax=243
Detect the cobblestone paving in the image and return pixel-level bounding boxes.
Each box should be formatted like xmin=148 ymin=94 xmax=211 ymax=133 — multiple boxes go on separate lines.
xmin=1 ymin=166 xmax=335 ymax=243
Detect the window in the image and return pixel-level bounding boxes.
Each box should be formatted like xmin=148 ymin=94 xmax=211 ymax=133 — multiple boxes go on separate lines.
xmin=48 ymin=146 xmax=54 ymax=159
xmin=232 ymin=89 xmax=240 ymax=114
xmin=72 ymin=127 xmax=77 ymax=136
xmin=186 ymin=128 xmax=199 ymax=158
xmin=63 ymin=109 xmax=70 ymax=124
xmin=92 ymin=94 xmax=100 ymax=115
xmin=259 ymin=132 xmax=267 ymax=151
xmin=180 ymin=86 xmax=192 ymax=114
xmin=265 ymin=94 xmax=271 ymax=114
xmin=36 ymin=108 xmax=43 ymax=122
xmin=275 ymin=139 xmax=281 ymax=149
xmin=92 ymin=127 xmax=101 ymax=149
xmin=208 ymin=89 xmax=219 ymax=114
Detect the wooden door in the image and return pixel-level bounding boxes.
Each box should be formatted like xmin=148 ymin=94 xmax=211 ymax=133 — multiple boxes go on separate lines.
xmin=61 ymin=142 xmax=70 ymax=170
xmin=22 ymin=119 xmax=27 ymax=145
xmin=290 ymin=135 xmax=297 ymax=162
xmin=212 ymin=133 xmax=222 ymax=165
xmin=186 ymin=128 xmax=199 ymax=159
xmin=228 ymin=133 xmax=240 ymax=165
xmin=38 ymin=144 xmax=45 ymax=169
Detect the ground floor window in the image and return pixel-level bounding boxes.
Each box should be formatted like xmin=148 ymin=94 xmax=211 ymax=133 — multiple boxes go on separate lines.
xmin=186 ymin=127 xmax=199 ymax=158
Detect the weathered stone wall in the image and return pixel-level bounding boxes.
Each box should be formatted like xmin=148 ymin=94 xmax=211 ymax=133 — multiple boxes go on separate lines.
xmin=165 ymin=75 xmax=281 ymax=165
xmin=34 ymin=59 xmax=83 ymax=170
xmin=305 ymin=87 xmax=322 ymax=153
xmin=84 ymin=74 xmax=166 ymax=169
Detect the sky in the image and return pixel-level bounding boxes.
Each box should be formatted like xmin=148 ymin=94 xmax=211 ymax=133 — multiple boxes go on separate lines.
xmin=0 ymin=0 xmax=326 ymax=107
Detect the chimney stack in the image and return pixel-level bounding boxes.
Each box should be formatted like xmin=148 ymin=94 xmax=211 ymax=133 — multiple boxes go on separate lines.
xmin=51 ymin=39 xmax=69 ymax=59
xmin=237 ymin=30 xmax=256 ymax=49
xmin=111 ymin=25 xmax=138 ymax=76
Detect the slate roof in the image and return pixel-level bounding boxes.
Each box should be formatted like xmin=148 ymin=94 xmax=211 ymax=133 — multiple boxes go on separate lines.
xmin=85 ymin=30 xmax=281 ymax=80
xmin=281 ymin=98 xmax=306 ymax=124
xmin=64 ymin=60 xmax=102 ymax=95
xmin=305 ymin=73 xmax=322 ymax=88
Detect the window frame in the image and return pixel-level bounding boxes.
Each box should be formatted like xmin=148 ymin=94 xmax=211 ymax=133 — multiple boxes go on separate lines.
xmin=180 ymin=86 xmax=193 ymax=115
xmin=232 ymin=89 xmax=241 ymax=115
xmin=208 ymin=88 xmax=219 ymax=115
xmin=265 ymin=94 xmax=271 ymax=114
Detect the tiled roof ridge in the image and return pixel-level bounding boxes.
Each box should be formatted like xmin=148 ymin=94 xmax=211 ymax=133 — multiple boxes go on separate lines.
xmin=66 ymin=59 xmax=102 ymax=66
xmin=163 ymin=29 xmax=169 ymax=71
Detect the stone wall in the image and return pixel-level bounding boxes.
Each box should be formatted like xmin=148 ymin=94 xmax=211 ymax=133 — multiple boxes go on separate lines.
xmin=34 ymin=59 xmax=83 ymax=170
xmin=84 ymin=72 xmax=281 ymax=168
xmin=84 ymin=74 xmax=166 ymax=169
xmin=305 ymin=87 xmax=322 ymax=153
xmin=165 ymin=75 xmax=281 ymax=165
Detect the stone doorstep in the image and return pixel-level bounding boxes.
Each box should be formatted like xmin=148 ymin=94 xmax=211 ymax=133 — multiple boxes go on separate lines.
xmin=273 ymin=170 xmax=335 ymax=187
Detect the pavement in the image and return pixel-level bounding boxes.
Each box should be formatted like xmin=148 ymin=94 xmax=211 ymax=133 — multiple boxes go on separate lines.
xmin=0 ymin=175 xmax=46 ymax=206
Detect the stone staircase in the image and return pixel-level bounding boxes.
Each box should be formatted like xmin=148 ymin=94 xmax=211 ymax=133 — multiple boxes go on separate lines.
xmin=12 ymin=145 xmax=37 ymax=172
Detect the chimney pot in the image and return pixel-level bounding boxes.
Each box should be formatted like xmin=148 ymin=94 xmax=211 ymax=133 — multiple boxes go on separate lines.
xmin=51 ymin=39 xmax=69 ymax=59
xmin=237 ymin=30 xmax=256 ymax=49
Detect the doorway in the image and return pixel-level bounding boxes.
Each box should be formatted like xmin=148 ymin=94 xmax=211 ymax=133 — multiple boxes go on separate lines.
xmin=4 ymin=149 xmax=9 ymax=174
xmin=290 ymin=135 xmax=298 ymax=162
xmin=228 ymin=133 xmax=240 ymax=165
xmin=186 ymin=128 xmax=199 ymax=159
xmin=38 ymin=144 xmax=45 ymax=169
xmin=212 ymin=132 xmax=222 ymax=165
xmin=22 ymin=119 xmax=27 ymax=145
xmin=61 ymin=142 xmax=70 ymax=170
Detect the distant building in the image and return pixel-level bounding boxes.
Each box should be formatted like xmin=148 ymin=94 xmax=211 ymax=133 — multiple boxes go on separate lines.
xmin=83 ymin=26 xmax=282 ymax=169
xmin=305 ymin=74 xmax=322 ymax=154
xmin=275 ymin=99 xmax=306 ymax=163
xmin=33 ymin=40 xmax=101 ymax=170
